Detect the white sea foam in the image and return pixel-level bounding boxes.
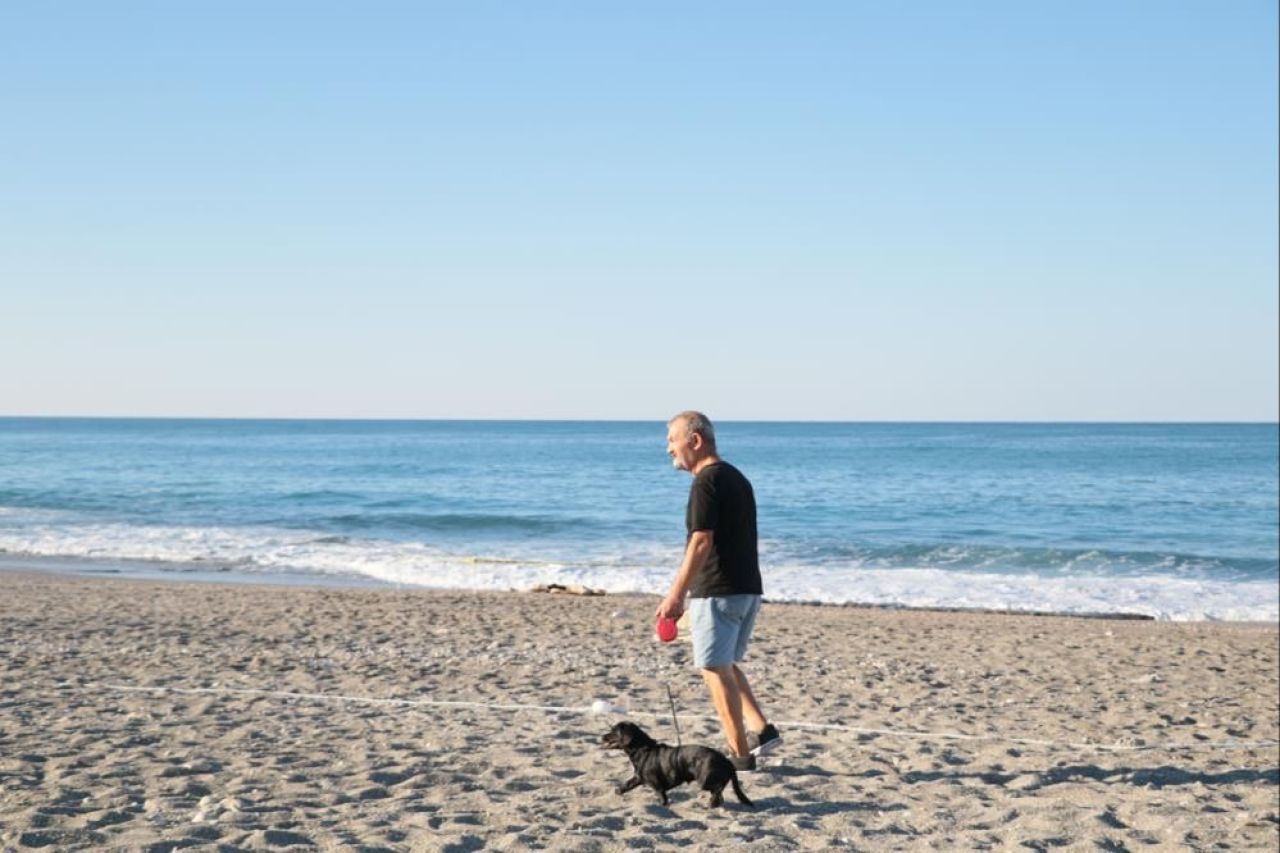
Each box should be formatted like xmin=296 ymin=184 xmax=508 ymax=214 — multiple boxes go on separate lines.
xmin=0 ymin=521 xmax=1275 ymax=622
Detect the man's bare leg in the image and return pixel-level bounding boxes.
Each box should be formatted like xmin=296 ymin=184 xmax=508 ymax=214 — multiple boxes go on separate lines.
xmin=732 ymin=664 xmax=768 ymax=734
xmin=701 ymin=665 xmax=749 ymax=756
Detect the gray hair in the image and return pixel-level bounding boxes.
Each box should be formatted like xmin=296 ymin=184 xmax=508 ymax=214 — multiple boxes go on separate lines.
xmin=669 ymin=410 xmax=717 ymax=450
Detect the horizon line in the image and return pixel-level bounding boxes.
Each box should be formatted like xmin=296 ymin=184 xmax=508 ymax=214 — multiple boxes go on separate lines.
xmin=1 ymin=414 xmax=1276 ymax=426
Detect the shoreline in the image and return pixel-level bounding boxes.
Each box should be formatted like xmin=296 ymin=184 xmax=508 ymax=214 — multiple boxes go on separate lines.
xmin=5 ymin=552 xmax=1262 ymax=624
xmin=0 ymin=553 xmax=394 ymax=590
xmin=2 ymin=571 xmax=1276 ymax=849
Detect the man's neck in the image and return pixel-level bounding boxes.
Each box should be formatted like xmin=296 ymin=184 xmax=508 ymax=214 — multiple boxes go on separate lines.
xmin=691 ymin=454 xmax=722 ymax=475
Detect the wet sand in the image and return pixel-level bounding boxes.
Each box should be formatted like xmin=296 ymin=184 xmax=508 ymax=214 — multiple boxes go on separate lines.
xmin=1 ymin=572 xmax=1276 ymax=850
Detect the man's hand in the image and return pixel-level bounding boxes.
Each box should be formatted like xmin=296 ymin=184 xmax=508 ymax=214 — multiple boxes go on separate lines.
xmin=655 ymin=592 xmax=685 ymax=621
xmin=657 ymin=530 xmax=711 ymax=622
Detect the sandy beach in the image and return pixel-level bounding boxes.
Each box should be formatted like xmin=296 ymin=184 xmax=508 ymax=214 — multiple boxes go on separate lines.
xmin=1 ymin=571 xmax=1276 ymax=851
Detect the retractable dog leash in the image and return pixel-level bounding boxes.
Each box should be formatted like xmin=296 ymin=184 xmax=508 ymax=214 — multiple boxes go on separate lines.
xmin=655 ymin=616 xmax=684 ymax=745
xmin=665 ymin=682 xmax=682 ymax=747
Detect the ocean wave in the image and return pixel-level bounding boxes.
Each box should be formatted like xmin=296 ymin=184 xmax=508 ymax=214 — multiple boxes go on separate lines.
xmin=0 ymin=520 xmax=1275 ymax=622
xmin=280 ymin=490 xmax=367 ymax=503
xmin=763 ymin=540 xmax=1275 ymax=581
xmin=316 ymin=511 xmax=575 ymax=534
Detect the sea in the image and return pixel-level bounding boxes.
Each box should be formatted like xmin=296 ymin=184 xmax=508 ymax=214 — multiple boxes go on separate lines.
xmin=0 ymin=418 xmax=1276 ymax=621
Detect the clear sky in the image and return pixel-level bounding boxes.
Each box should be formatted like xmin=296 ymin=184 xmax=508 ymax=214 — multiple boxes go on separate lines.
xmin=3 ymin=1 xmax=1276 ymax=421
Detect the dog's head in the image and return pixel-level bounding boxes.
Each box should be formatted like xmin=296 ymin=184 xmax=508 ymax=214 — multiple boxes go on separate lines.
xmin=600 ymin=721 xmax=656 ymax=751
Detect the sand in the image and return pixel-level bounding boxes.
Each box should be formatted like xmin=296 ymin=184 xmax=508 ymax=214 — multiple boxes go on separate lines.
xmin=1 ymin=571 xmax=1276 ymax=851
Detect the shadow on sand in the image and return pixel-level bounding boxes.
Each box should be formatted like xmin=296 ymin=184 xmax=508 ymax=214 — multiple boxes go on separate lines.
xmin=745 ymin=796 xmax=904 ymax=817
xmin=764 ymin=764 xmax=890 ymax=781
xmin=901 ymin=764 xmax=1279 ymax=791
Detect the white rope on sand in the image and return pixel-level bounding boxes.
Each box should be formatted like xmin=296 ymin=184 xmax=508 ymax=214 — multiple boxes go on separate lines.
xmin=80 ymin=682 xmax=1280 ymax=755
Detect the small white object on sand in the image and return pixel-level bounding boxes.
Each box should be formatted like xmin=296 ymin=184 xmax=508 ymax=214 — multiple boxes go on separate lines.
xmin=590 ymin=699 xmax=626 ymax=715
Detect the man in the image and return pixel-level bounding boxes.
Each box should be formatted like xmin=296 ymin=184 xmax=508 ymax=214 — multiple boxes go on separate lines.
xmin=657 ymin=411 xmax=781 ymax=771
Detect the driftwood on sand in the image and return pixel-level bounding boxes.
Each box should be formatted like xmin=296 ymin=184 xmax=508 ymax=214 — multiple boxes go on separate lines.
xmin=527 ymin=583 xmax=606 ymax=596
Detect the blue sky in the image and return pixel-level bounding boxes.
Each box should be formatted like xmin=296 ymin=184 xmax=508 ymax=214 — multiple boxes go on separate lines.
xmin=3 ymin=2 xmax=1276 ymax=420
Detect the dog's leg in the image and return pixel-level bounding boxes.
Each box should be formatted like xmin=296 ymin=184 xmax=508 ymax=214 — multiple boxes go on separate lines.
xmin=730 ymin=772 xmax=754 ymax=808
xmin=708 ymin=789 xmax=724 ymax=808
xmin=615 ymin=775 xmax=642 ymax=796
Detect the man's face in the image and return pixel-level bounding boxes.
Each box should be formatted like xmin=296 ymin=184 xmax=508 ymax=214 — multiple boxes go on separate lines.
xmin=666 ymin=421 xmax=699 ymax=472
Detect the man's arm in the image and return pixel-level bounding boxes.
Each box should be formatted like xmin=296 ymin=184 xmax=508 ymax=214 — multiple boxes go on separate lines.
xmin=656 ymin=530 xmax=713 ymax=620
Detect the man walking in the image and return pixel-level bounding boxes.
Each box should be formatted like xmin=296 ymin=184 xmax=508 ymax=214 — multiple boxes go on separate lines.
xmin=657 ymin=411 xmax=781 ymax=771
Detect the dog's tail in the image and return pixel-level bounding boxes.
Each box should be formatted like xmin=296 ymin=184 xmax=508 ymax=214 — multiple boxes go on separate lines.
xmin=730 ymin=771 xmax=754 ymax=808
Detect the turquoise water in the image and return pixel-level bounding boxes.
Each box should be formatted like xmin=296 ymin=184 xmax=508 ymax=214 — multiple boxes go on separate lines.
xmin=0 ymin=419 xmax=1275 ymax=620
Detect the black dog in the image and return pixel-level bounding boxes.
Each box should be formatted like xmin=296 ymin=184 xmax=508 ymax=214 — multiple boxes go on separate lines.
xmin=600 ymin=721 xmax=753 ymax=808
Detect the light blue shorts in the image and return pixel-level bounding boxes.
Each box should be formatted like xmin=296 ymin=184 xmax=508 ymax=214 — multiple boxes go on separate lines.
xmin=689 ymin=594 xmax=761 ymax=669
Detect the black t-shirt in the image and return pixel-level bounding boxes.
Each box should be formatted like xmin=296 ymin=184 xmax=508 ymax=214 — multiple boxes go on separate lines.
xmin=685 ymin=461 xmax=762 ymax=598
